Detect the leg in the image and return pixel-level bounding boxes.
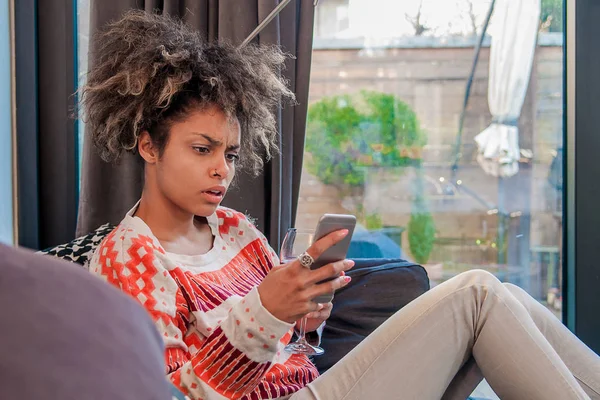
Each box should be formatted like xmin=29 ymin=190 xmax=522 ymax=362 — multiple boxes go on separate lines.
xmin=290 ymin=270 xmax=592 ymax=400
xmin=441 ymin=357 xmax=483 ymax=400
xmin=504 ymin=283 xmax=600 ymax=399
xmin=441 ymin=282 xmax=600 ymax=400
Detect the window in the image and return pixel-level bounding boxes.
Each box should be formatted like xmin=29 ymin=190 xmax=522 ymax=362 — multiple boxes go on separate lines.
xmin=0 ymin=0 xmax=13 ymax=245
xmin=298 ymin=1 xmax=564 ymax=395
xmin=76 ymin=0 xmax=90 ymax=187
xmin=299 ymin=0 xmax=564 ymax=312
xmin=314 ymin=0 xmax=350 ymax=38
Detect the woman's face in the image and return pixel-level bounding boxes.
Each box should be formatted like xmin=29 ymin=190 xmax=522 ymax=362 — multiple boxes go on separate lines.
xmin=144 ymin=104 xmax=241 ymax=217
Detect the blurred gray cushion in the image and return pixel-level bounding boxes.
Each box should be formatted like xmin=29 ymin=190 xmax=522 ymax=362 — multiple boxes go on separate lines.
xmin=0 ymin=245 xmax=172 ymax=400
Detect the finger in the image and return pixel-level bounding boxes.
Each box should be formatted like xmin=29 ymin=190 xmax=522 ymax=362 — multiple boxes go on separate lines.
xmin=305 ymin=303 xmax=325 ymax=318
xmin=309 ymin=303 xmax=324 ymax=314
xmin=306 ymin=310 xmax=325 ymax=320
xmin=304 ymin=229 xmax=349 ymax=263
xmin=298 ymin=299 xmax=321 ymax=316
xmin=308 ymin=259 xmax=354 ymax=284
xmin=319 ymin=309 xmax=332 ymax=320
xmin=308 ymin=302 xmax=333 ymax=319
xmin=308 ymin=275 xmax=352 ymax=300
xmin=308 ymin=307 xmax=333 ymax=321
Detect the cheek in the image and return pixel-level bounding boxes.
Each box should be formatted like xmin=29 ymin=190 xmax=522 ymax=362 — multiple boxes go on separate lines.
xmin=156 ymin=152 xmax=197 ymax=188
xmin=159 ymin=153 xmax=188 ymax=174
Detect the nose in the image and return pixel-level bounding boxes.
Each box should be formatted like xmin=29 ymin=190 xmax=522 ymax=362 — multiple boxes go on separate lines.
xmin=211 ymin=154 xmax=230 ymax=179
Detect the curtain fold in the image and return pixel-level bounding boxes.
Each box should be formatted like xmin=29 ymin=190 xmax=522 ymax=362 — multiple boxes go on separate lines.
xmin=474 ymin=0 xmax=540 ymax=178
xmin=35 ymin=0 xmax=77 ymax=249
xmin=77 ymin=0 xmax=315 ymax=250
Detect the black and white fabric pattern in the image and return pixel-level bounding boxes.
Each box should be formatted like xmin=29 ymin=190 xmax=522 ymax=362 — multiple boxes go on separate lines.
xmin=38 ymin=223 xmax=115 ymax=267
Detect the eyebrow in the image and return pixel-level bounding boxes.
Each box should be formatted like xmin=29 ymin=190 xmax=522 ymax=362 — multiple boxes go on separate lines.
xmin=193 ymin=132 xmax=240 ymax=151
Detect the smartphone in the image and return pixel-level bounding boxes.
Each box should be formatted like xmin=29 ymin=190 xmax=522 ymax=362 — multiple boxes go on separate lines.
xmin=311 ymin=213 xmax=356 ymax=303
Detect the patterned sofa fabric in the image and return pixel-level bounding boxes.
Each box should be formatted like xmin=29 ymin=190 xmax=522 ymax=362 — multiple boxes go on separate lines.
xmin=38 ymin=223 xmax=115 ymax=267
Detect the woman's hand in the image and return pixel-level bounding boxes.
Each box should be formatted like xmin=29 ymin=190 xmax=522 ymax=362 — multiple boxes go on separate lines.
xmin=302 ymin=302 xmax=333 ymax=333
xmin=257 ymin=230 xmax=354 ymax=324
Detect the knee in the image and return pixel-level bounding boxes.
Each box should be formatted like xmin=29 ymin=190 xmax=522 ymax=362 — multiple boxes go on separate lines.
xmin=445 ymin=270 xmax=505 ymax=309
xmin=458 ymin=269 xmax=501 ymax=287
xmin=503 ymin=282 xmax=526 ymax=299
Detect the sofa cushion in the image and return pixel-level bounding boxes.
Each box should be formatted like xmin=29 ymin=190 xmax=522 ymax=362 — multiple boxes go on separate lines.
xmin=315 ymin=258 xmax=430 ymax=374
xmin=0 ymin=244 xmax=172 ymax=399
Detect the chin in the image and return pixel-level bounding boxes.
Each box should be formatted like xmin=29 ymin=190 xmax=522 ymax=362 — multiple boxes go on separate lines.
xmin=191 ymin=202 xmax=221 ymax=217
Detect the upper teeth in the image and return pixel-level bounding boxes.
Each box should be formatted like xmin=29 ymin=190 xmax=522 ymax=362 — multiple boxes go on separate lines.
xmin=208 ymin=190 xmax=220 ymax=195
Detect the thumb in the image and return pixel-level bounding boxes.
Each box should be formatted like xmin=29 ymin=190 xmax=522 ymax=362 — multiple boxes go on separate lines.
xmin=305 ymin=303 xmax=324 ymax=319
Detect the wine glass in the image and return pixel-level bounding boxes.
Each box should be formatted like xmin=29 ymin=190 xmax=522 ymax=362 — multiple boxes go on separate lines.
xmin=280 ymin=228 xmax=325 ymax=356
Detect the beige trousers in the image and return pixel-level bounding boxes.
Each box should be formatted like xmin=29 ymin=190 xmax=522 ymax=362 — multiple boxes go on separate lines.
xmin=290 ymin=270 xmax=600 ymax=400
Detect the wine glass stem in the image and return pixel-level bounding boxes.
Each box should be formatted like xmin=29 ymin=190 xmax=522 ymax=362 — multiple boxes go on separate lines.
xmin=297 ymin=316 xmax=309 ymax=344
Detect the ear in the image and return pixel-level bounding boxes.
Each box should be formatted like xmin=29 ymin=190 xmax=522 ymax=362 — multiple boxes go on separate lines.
xmin=138 ymin=131 xmax=158 ymax=164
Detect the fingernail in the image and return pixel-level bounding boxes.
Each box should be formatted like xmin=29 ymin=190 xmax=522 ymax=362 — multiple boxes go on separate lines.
xmin=337 ymin=229 xmax=349 ymax=238
xmin=344 ymin=259 xmax=354 ymax=267
xmin=343 ymin=276 xmax=352 ymax=284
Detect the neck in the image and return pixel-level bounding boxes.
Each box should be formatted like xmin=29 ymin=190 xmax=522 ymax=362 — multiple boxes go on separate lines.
xmin=135 ymin=184 xmax=205 ymax=243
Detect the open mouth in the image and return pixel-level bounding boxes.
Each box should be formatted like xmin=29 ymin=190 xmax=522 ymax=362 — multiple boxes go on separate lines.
xmin=202 ymin=186 xmax=226 ymax=203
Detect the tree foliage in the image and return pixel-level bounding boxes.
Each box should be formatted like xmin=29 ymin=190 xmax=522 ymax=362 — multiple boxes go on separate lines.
xmin=408 ymin=210 xmax=436 ymax=264
xmin=305 ymin=91 xmax=427 ymax=190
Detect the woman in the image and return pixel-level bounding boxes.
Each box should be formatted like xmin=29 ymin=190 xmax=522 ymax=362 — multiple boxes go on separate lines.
xmin=87 ymin=11 xmax=600 ymax=400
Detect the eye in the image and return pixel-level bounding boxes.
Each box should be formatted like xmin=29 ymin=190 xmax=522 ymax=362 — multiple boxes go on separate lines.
xmin=192 ymin=146 xmax=209 ymax=154
xmin=226 ymin=153 xmax=240 ymax=163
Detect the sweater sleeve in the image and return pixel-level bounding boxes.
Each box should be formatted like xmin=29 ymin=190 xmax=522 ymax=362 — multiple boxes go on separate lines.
xmin=89 ymin=226 xmax=294 ymax=400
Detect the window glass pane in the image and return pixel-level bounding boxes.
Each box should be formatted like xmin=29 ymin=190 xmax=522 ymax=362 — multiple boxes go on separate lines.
xmin=300 ymin=0 xmax=564 ymax=318
xmin=299 ymin=2 xmax=564 ymax=396
xmin=77 ymin=0 xmax=90 ymax=188
xmin=0 ymin=0 xmax=13 ymax=245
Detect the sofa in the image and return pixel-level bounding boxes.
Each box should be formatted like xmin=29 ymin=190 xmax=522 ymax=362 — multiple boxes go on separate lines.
xmin=40 ymin=223 xmax=430 ymax=374
xmin=39 ymin=226 xmax=499 ymax=399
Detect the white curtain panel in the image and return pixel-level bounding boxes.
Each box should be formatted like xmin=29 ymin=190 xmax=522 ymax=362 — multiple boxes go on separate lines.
xmin=474 ymin=0 xmax=540 ymax=177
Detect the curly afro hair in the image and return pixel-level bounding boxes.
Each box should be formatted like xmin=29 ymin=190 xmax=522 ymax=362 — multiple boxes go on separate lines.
xmin=80 ymin=10 xmax=295 ymax=174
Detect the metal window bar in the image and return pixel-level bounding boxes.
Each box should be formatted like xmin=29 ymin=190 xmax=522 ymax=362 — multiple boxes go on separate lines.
xmin=240 ymin=0 xmax=319 ymax=48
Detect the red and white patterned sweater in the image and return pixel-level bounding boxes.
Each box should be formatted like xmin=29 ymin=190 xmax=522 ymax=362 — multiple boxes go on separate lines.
xmin=89 ymin=205 xmax=318 ymax=400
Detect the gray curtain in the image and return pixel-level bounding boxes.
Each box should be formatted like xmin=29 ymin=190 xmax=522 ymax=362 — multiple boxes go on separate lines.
xmin=77 ymin=0 xmax=315 ymax=249
xmin=14 ymin=0 xmax=78 ymax=249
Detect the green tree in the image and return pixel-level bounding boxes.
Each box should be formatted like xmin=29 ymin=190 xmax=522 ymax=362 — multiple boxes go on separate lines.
xmin=407 ymin=211 xmax=436 ymax=264
xmin=407 ymin=166 xmax=436 ymax=265
xmin=305 ymin=91 xmax=426 ymax=189
xmin=305 ymin=91 xmax=427 ymax=224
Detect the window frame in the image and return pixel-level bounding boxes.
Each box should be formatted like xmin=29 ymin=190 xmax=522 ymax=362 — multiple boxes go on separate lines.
xmin=565 ymin=0 xmax=600 ymax=353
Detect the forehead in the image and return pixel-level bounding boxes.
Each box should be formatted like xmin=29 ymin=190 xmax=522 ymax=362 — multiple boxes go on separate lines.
xmin=172 ymin=104 xmax=241 ymax=142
